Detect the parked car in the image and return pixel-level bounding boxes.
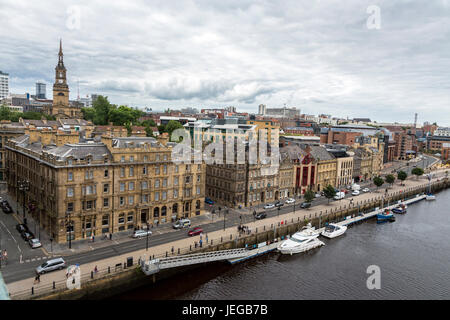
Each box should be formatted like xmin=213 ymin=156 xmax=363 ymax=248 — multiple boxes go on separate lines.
xmin=21 ymin=231 xmax=34 ymax=241
xmin=362 ymin=188 xmax=370 ymax=193
xmin=1 ymin=200 xmax=12 ymax=213
xmin=285 ymin=198 xmax=295 ymax=204
xmin=351 ymin=190 xmax=360 ymax=196
xmin=132 ymin=229 xmax=152 ymax=238
xmin=255 ymin=212 xmax=267 ymax=219
xmin=188 ymin=227 xmax=203 ymax=236
xmin=172 ymin=218 xmax=191 ymax=229
xmin=36 ymin=258 xmax=66 ymax=274
xmin=334 ymin=192 xmax=346 ymax=200
xmin=264 ymin=203 xmax=275 ymax=209
xmin=29 ymin=238 xmax=42 ymax=249
xmin=16 ymin=223 xmax=28 ymax=234
xmin=315 ymin=193 xmax=321 ymax=198
xmin=300 ymin=202 xmax=311 ymax=209
xmin=275 ymin=201 xmax=284 ymax=207
xmin=205 ymin=197 xmax=214 ymax=205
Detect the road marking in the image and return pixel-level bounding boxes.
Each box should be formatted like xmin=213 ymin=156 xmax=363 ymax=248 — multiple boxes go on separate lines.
xmin=31 ymin=258 xmax=35 ymax=261
xmin=25 ymin=259 xmax=30 ymax=263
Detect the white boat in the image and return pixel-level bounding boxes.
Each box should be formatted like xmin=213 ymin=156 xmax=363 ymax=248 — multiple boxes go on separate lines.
xmin=425 ymin=194 xmax=436 ymax=201
xmin=321 ymin=223 xmax=347 ymax=239
xmin=277 ymin=224 xmax=324 ymax=255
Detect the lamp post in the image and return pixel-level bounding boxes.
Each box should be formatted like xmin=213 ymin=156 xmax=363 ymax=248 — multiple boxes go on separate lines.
xmin=50 ymin=238 xmax=53 ymax=257
xmin=66 ymin=211 xmax=72 ymax=249
xmin=223 ymin=207 xmax=228 ymax=231
xmin=146 ymin=222 xmax=149 ymax=251
xmin=18 ymin=180 xmax=30 ymax=225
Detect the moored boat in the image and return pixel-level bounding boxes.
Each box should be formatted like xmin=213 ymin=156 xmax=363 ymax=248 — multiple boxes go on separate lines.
xmin=377 ymin=209 xmax=395 ymax=223
xmin=321 ymin=223 xmax=347 ymax=239
xmin=277 ymin=223 xmax=323 ymax=255
xmin=392 ymin=203 xmax=407 ymax=214
xmin=425 ymin=194 xmax=436 ymax=201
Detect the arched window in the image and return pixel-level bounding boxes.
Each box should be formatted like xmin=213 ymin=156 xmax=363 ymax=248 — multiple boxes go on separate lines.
xmin=184 ymin=202 xmax=190 ymax=212
xmin=161 ymin=206 xmax=167 ymax=216
xmin=153 ymin=207 xmax=159 ymax=217
xmin=172 ymin=203 xmax=178 ymax=214
xmin=196 ymin=200 xmax=200 ymax=209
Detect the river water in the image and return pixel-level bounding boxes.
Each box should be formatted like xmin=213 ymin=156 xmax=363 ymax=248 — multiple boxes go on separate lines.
xmin=114 ymin=188 xmax=450 ymax=300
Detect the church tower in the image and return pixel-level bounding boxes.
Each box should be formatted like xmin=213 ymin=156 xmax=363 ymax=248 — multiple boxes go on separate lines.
xmin=47 ymin=40 xmax=81 ymax=119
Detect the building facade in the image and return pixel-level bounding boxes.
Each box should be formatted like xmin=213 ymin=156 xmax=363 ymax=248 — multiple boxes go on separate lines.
xmin=6 ymin=132 xmax=205 ymax=243
xmin=0 ymin=71 xmax=9 ymax=100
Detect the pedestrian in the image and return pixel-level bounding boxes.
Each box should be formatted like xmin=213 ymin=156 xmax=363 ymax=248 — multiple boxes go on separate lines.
xmin=199 ymin=239 xmax=203 ymax=248
xmin=36 ymin=273 xmax=40 ymax=283
xmin=109 ymin=233 xmax=112 ymax=240
xmin=2 ymin=250 xmax=6 ymax=264
xmin=92 ymin=234 xmax=95 ymax=242
xmin=206 ymin=234 xmax=208 ymax=244
xmin=171 ymin=246 xmax=174 ymax=254
xmin=94 ymin=265 xmax=98 ymax=273
xmin=194 ymin=241 xmax=197 ymax=248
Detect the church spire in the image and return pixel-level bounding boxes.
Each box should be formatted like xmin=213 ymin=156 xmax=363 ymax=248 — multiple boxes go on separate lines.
xmin=58 ymin=39 xmax=64 ymax=68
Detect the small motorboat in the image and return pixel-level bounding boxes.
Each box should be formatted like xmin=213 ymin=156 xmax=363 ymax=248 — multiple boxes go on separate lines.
xmin=377 ymin=209 xmax=395 ymax=223
xmin=277 ymin=223 xmax=323 ymax=255
xmin=425 ymin=194 xmax=436 ymax=201
xmin=392 ymin=204 xmax=407 ymax=214
xmin=321 ymin=223 xmax=347 ymax=239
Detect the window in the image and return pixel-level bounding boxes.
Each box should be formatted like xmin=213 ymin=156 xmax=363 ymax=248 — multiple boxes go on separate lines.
xmin=118 ymin=214 xmax=125 ymax=224
xmin=156 ymin=154 xmax=160 ymax=161
xmin=68 ymin=159 xmax=73 ymax=166
xmin=104 ymin=170 xmax=109 ymax=178
xmin=129 ymin=167 xmax=134 ymax=177
xmin=174 ymin=177 xmax=179 ymax=186
xmin=143 ymin=166 xmax=147 ymax=175
xmin=67 ymin=202 xmax=74 ymax=212
xmin=197 ymin=186 xmax=201 ymax=195
xmin=155 ymin=192 xmax=160 ymax=201
xmin=128 ymin=182 xmax=134 ymax=191
xmin=155 ymin=179 xmax=160 ymax=188
xmin=85 ymin=170 xmax=93 ymax=179
xmin=120 ymin=167 xmax=125 ymax=177
xmin=175 ymin=165 xmax=179 ymax=173
xmin=144 ymin=155 xmax=148 ymax=162
xmin=155 ymin=166 xmax=160 ymax=175
xmin=127 ymin=213 xmax=133 ymax=222
xmin=173 ymin=189 xmax=178 ymax=198
xmin=185 ymin=189 xmax=191 ymax=197
xmin=162 ymin=178 xmax=167 ymax=187
xmin=68 ymin=172 xmax=73 ymax=181
xmin=130 ymin=156 xmax=134 ymax=162
xmin=185 ymin=176 xmax=191 ymax=184
xmin=103 ymin=198 xmax=109 ymax=207
xmin=121 ymin=156 xmax=125 ymax=162
xmin=119 ymin=197 xmax=125 ymax=206
xmin=141 ymin=181 xmax=148 ymax=190
xmin=102 ymin=215 xmax=109 ymax=226
xmin=128 ymin=196 xmax=134 ymax=205
xmin=163 ymin=154 xmax=167 ymax=161
xmin=142 ymin=194 xmax=148 ymax=203
xmin=86 ymin=200 xmax=94 ymax=210
xmin=163 ymin=165 xmax=167 ymax=174
xmin=162 ymin=191 xmax=167 ymax=200
xmin=197 ymin=175 xmax=201 ymax=182
xmin=67 ymin=188 xmax=74 ymax=197
xmin=120 ymin=183 xmax=125 ymax=192
xmin=103 ymin=184 xmax=109 ymax=193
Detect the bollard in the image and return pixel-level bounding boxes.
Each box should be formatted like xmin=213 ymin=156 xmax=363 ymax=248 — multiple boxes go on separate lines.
xmin=166 ymin=251 xmax=168 ymax=257
xmin=221 ymin=236 xmax=223 ymax=243
xmin=124 ymin=262 xmax=126 ymax=269
xmin=31 ymin=287 xmax=34 ymax=295
xmin=91 ymin=271 xmax=93 ymax=279
xmin=230 ymin=234 xmax=232 ymax=240
xmin=53 ymin=281 xmax=55 ymax=289
xmin=108 ymin=266 xmax=110 ymax=273
xmin=190 ymin=245 xmax=192 ymax=251
xmin=178 ymin=248 xmax=180 ymax=254
xmin=264 ymin=225 xmax=266 ymax=231
xmin=211 ymin=240 xmax=213 ymax=245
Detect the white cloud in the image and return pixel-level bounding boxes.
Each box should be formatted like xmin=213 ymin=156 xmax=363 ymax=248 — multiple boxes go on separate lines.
xmin=1 ymin=0 xmax=449 ymax=125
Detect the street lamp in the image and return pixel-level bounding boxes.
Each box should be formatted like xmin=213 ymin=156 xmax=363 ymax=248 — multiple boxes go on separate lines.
xmin=18 ymin=180 xmax=30 ymax=225
xmin=66 ymin=211 xmax=72 ymax=249
xmin=146 ymin=222 xmax=149 ymax=251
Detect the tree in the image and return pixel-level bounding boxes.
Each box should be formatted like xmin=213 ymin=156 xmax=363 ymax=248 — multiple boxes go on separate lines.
xmin=397 ymin=171 xmax=407 ymax=185
xmin=81 ymin=107 xmax=96 ymax=122
xmin=304 ymin=189 xmax=315 ymax=203
xmin=323 ymin=185 xmax=336 ymax=204
xmin=373 ymin=176 xmax=384 ymax=190
xmin=385 ymin=174 xmax=395 ymax=187
xmin=92 ymin=95 xmax=113 ymax=125
xmin=0 ymin=105 xmax=12 ymax=120
xmin=109 ymin=105 xmax=144 ymax=126
xmin=411 ymin=167 xmax=424 ymax=179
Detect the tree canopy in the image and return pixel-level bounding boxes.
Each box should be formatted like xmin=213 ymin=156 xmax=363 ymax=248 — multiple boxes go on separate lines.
xmin=0 ymin=105 xmax=55 ymax=122
xmin=323 ymin=185 xmax=336 ymax=204
xmin=412 ymin=167 xmax=424 ymax=179
xmin=304 ymin=189 xmax=315 ymax=203
xmin=385 ymin=174 xmax=395 ymax=186
xmin=397 ymin=170 xmax=407 ymax=182
xmin=373 ymin=176 xmax=384 ymax=189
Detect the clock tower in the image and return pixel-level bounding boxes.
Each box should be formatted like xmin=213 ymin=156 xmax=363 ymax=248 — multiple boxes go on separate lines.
xmin=47 ymin=40 xmax=81 ymax=119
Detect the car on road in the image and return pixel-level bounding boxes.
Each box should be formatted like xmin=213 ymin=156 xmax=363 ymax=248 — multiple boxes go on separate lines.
xmin=188 ymin=227 xmax=203 ymax=236
xmin=285 ymin=198 xmax=295 ymax=204
xmin=275 ymin=201 xmax=284 ymax=207
xmin=1 ymin=200 xmax=12 ymax=213
xmin=334 ymin=192 xmax=345 ymax=200
xmin=351 ymin=190 xmax=360 ymax=196
xmin=36 ymin=257 xmax=66 ymax=274
xmin=172 ymin=218 xmax=191 ymax=229
xmin=264 ymin=203 xmax=275 ymax=209
xmin=255 ymin=212 xmax=267 ymax=219
xmin=315 ymin=193 xmax=321 ymax=198
xmin=300 ymin=202 xmax=311 ymax=209
xmin=21 ymin=231 xmax=34 ymax=241
xmin=131 ymin=229 xmax=152 ymax=238
xmin=16 ymin=223 xmax=28 ymax=234
xmin=29 ymin=238 xmax=42 ymax=249
xmin=362 ymin=188 xmax=370 ymax=193
xmin=205 ymin=197 xmax=214 ymax=205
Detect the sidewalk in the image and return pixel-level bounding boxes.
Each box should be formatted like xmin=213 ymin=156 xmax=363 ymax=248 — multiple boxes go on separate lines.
xmin=7 ymin=172 xmax=447 ymax=298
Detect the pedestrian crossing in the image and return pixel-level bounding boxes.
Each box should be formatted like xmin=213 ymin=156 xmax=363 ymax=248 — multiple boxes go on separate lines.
xmin=19 ymin=256 xmax=45 ymax=264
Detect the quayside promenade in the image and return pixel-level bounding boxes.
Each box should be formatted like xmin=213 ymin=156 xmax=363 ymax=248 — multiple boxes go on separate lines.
xmin=6 ymin=169 xmax=449 ymax=299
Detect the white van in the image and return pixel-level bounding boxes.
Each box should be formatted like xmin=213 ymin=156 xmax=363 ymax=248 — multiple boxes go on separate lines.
xmin=351 ymin=184 xmax=361 ymax=191
xmin=172 ymin=218 xmax=191 ymax=229
xmin=334 ymin=192 xmax=345 ymax=200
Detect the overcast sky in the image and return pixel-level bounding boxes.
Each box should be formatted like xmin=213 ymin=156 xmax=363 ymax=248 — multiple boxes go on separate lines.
xmin=1 ymin=0 xmax=449 ymax=125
